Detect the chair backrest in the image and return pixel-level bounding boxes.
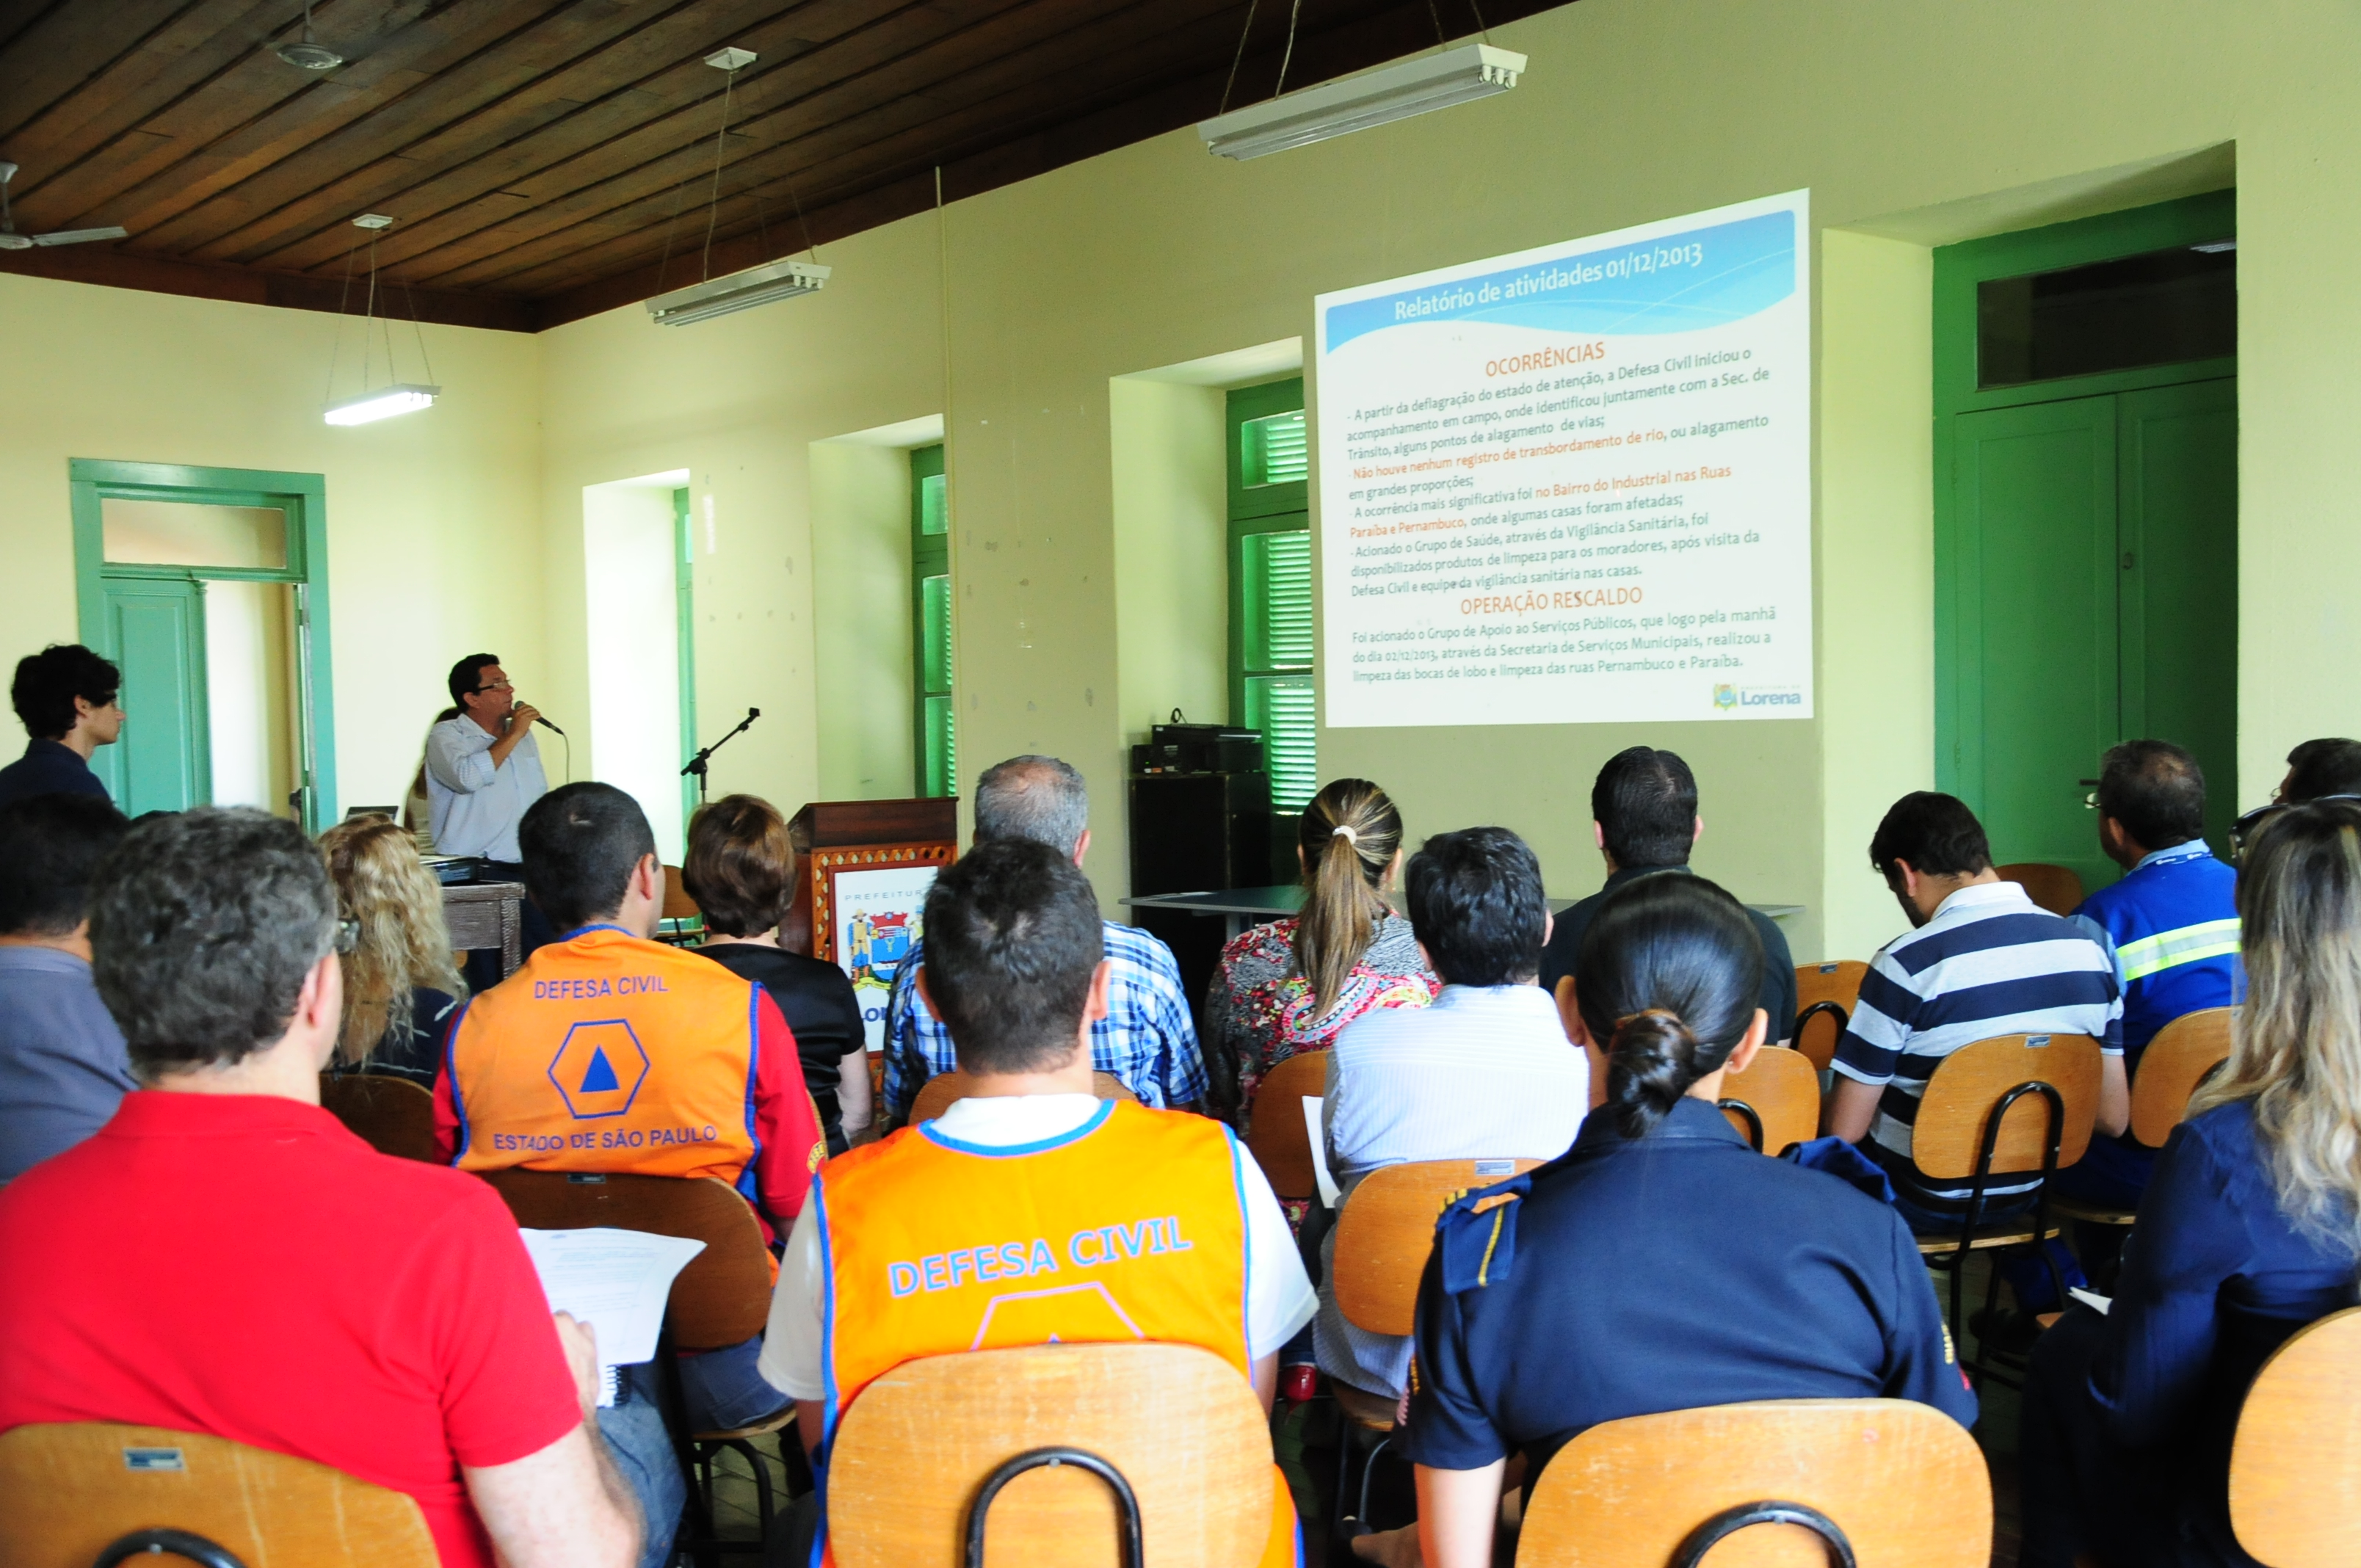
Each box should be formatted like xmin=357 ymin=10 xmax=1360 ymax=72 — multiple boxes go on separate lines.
xmin=1242 ymin=1050 xmax=1328 ymax=1201
xmin=910 ymin=1069 xmax=1136 ymax=1127
xmin=477 ymin=1168 xmax=772 ymax=1349
xmin=660 ymin=864 xmax=702 ymax=923
xmin=0 ymin=1422 xmax=438 ymax=1568
xmin=2130 ymin=1006 xmax=2235 ymax=1148
xmin=1791 ymin=960 xmax=1868 ymax=1071
xmin=1715 ymin=1045 xmax=1821 ymax=1156
xmin=1910 ymin=1034 xmax=2102 ymax=1182
xmin=1515 ymin=1398 xmax=1990 ymax=1568
xmin=1333 ymin=1158 xmax=1545 ymax=1337
xmin=1995 ymin=862 xmax=2086 ymax=917
xmin=826 ymin=1342 xmax=1275 ymax=1568
xmin=318 ymin=1072 xmax=438 ymax=1163
xmin=2229 ymin=1307 xmax=2361 ymax=1568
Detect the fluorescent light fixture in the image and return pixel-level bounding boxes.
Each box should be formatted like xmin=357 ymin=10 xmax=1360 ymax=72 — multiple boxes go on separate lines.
xmin=1198 ymin=43 xmax=1526 ymax=161
xmin=324 ymin=384 xmax=440 ymax=426
xmin=646 ymin=258 xmax=830 ymax=327
xmin=2190 ymin=239 xmax=2236 ymax=254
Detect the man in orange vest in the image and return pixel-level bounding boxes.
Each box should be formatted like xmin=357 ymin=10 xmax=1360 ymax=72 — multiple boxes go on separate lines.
xmin=434 ymin=782 xmax=824 ymax=1444
xmin=754 ymin=836 xmax=1315 ymax=1566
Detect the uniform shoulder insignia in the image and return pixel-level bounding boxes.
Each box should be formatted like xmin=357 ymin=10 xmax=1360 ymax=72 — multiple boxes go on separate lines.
xmin=1435 ymin=1172 xmax=1534 ymax=1293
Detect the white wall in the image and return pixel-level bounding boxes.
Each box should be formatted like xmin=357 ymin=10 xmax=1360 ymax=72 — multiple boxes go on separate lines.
xmin=810 ymin=432 xmax=921 ymax=800
xmin=1109 ymin=377 xmax=1229 ymax=745
xmin=582 ymin=475 xmax=688 ymax=862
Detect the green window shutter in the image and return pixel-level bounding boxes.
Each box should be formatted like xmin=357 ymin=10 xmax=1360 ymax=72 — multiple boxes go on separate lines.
xmin=1241 ymin=409 xmax=1308 ymax=489
xmin=1244 ymin=675 xmax=1317 ymax=812
xmin=910 ymin=444 xmax=954 ymax=798
xmin=1242 ymin=530 xmax=1312 ymax=670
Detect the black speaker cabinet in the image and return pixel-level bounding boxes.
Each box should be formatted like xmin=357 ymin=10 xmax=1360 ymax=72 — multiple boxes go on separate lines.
xmin=1127 ymin=771 xmax=1272 ymax=896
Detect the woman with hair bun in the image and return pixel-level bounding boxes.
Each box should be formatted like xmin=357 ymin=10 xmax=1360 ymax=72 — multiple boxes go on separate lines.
xmin=1203 ymin=778 xmax=1437 ymax=1125
xmin=1396 ymin=872 xmax=1976 ymax=1568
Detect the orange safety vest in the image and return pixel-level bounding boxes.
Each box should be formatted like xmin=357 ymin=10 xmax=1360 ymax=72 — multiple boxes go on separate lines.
xmin=811 ymin=1099 xmax=1298 ymax=1567
xmin=449 ymin=925 xmax=773 ymax=1204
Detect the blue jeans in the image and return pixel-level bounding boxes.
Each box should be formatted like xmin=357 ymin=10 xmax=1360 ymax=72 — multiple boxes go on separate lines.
xmin=601 ymin=1362 xmax=687 ymax=1568
xmin=679 ymin=1334 xmax=793 ymax=1431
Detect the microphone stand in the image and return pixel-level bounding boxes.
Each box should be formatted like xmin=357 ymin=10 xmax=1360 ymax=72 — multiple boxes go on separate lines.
xmin=681 ymin=707 xmax=760 ymax=805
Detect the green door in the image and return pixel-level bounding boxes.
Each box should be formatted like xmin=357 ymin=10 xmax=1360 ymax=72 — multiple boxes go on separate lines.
xmin=2120 ymin=379 xmax=2239 ymax=854
xmin=100 ymin=576 xmax=210 ymax=815
xmin=1952 ymin=396 xmax=2120 ymax=893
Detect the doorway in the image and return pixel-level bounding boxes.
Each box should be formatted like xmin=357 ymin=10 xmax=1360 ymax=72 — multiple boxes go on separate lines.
xmin=69 ymin=462 xmax=336 ymax=829
xmin=1934 ymin=192 xmax=2236 ymax=892
xmin=581 ymin=470 xmax=694 ymax=863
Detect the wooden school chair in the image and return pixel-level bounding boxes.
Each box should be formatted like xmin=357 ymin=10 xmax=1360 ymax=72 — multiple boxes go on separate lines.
xmin=0 ymin=1421 xmax=437 ymax=1568
xmin=1242 ymin=1049 xmax=1328 ymax=1202
xmin=480 ymin=1169 xmax=783 ymax=1557
xmin=1330 ymin=1158 xmax=1545 ymax=1531
xmin=826 ymin=1342 xmax=1282 ymax=1568
xmin=1515 ymin=1398 xmax=1990 ymax=1568
xmin=1995 ymin=863 xmax=2086 ymax=918
xmin=2054 ymin=1006 xmax=2235 ymax=1227
xmin=909 ymin=1068 xmax=1136 ymax=1125
xmin=1907 ymin=1033 xmax=2101 ymax=1382
xmin=1716 ymin=1045 xmax=1820 ymax=1156
xmin=2228 ymin=1306 xmax=2361 ymax=1568
xmin=1791 ymin=959 xmax=1870 ymax=1072
xmin=657 ymin=864 xmax=705 ymax=945
xmin=319 ymin=1072 xmax=438 ymax=1163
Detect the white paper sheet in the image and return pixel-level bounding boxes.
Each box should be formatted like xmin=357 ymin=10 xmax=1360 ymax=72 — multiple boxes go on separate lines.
xmin=521 ymin=1227 xmax=707 ymax=1404
xmin=2068 ymin=1287 xmax=2113 ymax=1315
xmin=1302 ymin=1096 xmax=1341 ymax=1208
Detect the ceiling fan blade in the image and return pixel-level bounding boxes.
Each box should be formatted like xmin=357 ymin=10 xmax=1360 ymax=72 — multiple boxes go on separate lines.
xmin=32 ymin=226 xmax=128 ymax=247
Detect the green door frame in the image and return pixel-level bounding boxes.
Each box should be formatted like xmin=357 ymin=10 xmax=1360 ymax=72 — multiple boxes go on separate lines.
xmin=673 ymin=486 xmax=700 ymax=827
xmin=69 ymin=458 xmax=338 ymax=832
xmin=1932 ymin=189 xmax=2235 ymax=799
xmin=910 ymin=443 xmax=952 ymax=799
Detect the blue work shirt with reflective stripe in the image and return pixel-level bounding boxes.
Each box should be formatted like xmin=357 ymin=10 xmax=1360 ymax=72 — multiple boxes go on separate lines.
xmin=2070 ymin=840 xmax=2240 ymax=1068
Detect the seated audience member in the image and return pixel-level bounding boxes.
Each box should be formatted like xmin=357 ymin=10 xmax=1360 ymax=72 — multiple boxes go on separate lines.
xmin=434 ymin=782 xmax=824 ymax=1436
xmin=0 ymin=808 xmax=642 ymax=1568
xmin=1203 ymin=777 xmax=1437 ymax=1126
xmin=2057 ymin=741 xmax=2238 ymax=1211
xmin=682 ymin=794 xmax=871 ymax=1154
xmin=1537 ymin=747 xmax=1796 ymax=1040
xmin=2274 ymin=735 xmax=2361 ymax=804
xmin=0 ymin=794 xmax=132 ymax=1183
xmin=0 ymin=644 xmax=122 ymax=807
xmin=1316 ymin=826 xmax=1589 ymax=1410
xmin=1400 ymin=874 xmax=1977 ymax=1568
xmin=1826 ymin=792 xmax=2121 ymax=1230
xmin=2020 ymin=799 xmax=2361 ymax=1568
xmin=758 ymin=838 xmax=1315 ymax=1564
xmin=319 ymin=816 xmax=468 ymax=1087
xmin=882 ymin=755 xmax=1207 ymax=1119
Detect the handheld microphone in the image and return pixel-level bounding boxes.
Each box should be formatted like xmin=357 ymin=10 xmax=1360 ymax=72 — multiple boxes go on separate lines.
xmin=515 ymin=702 xmax=564 ymax=736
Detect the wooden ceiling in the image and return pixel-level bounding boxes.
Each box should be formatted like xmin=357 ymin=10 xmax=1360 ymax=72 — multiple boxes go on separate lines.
xmin=0 ymin=0 xmax=1562 ymax=333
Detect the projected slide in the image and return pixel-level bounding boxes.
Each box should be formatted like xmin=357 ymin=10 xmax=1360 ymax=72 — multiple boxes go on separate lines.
xmin=1316 ymin=190 xmax=1811 ymax=729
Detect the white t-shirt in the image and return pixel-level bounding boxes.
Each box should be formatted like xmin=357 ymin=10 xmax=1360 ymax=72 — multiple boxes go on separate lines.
xmin=756 ymin=1093 xmax=1316 ymax=1400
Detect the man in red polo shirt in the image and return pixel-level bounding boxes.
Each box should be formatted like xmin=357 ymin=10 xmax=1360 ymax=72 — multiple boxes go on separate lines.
xmin=0 ymin=808 xmax=642 ymax=1568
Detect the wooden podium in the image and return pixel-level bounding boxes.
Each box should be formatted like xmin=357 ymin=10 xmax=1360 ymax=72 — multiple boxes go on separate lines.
xmin=781 ymin=797 xmax=959 ymax=962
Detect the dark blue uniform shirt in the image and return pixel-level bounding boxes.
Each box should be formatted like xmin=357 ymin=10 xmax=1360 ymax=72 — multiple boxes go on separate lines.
xmin=1538 ymin=866 xmax=1799 ymax=1041
xmin=1407 ymin=1096 xmax=1978 ymax=1476
xmin=0 ymin=739 xmax=109 ymax=810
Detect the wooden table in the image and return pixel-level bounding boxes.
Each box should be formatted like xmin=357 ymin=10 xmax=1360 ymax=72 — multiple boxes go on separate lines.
xmin=442 ymin=881 xmax=524 ymax=977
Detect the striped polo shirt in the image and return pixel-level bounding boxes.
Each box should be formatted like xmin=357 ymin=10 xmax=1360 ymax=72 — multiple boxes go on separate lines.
xmin=1834 ymin=879 xmax=2122 ymax=1209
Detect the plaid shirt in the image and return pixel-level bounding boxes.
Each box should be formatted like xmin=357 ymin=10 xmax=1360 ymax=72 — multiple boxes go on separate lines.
xmin=881 ymin=921 xmax=1209 ymax=1118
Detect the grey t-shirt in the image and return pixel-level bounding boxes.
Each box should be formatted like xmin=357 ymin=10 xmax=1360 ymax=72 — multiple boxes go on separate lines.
xmin=0 ymin=946 xmax=135 ymax=1184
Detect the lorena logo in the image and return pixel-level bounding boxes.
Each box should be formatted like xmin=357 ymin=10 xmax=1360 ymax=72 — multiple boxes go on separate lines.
xmin=1712 ymin=684 xmax=1738 ymax=710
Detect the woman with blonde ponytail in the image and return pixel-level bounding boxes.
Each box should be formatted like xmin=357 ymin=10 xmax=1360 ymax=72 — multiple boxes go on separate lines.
xmin=2022 ymin=800 xmax=2361 ymax=1568
xmin=1395 ymin=872 xmax=1973 ymax=1568
xmin=1203 ymin=778 xmax=1436 ymax=1125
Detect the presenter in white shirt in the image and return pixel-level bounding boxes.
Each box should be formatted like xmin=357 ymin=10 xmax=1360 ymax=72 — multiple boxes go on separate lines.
xmin=425 ymin=653 xmax=555 ymax=979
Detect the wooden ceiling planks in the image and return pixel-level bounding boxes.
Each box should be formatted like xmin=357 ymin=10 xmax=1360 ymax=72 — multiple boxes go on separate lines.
xmin=0 ymin=0 xmax=1563 ymax=332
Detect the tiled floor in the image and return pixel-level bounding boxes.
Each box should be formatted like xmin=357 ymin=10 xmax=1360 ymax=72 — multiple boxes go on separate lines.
xmin=700 ymin=1440 xmax=790 ymax=1556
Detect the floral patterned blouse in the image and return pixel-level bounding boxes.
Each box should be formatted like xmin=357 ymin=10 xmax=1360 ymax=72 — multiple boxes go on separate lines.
xmin=1203 ymin=912 xmax=1439 ymax=1124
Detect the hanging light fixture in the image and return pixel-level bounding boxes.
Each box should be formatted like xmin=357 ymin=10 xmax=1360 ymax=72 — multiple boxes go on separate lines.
xmin=322 ymin=214 xmax=440 ymax=427
xmin=645 ymin=48 xmax=831 ymax=326
xmin=274 ymin=1 xmax=344 ymax=70
xmin=1197 ymin=1 xmax=1526 ymax=160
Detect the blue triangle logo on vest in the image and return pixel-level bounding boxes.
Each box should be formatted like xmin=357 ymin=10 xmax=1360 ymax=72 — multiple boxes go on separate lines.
xmin=579 ymin=1046 xmax=621 ymax=1094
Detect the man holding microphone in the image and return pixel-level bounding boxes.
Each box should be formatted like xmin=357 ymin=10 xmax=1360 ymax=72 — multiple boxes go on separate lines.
xmin=427 ymin=654 xmax=556 ymax=978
